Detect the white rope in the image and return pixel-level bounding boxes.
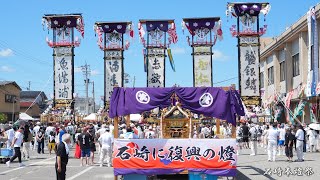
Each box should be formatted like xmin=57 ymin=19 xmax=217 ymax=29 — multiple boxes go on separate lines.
xmin=24 ymin=73 xmax=53 ymax=113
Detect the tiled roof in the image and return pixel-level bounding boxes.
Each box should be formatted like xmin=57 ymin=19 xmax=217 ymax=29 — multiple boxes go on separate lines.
xmin=0 ymin=81 xmax=22 ymax=90
xmin=20 ymin=91 xmax=48 ymax=100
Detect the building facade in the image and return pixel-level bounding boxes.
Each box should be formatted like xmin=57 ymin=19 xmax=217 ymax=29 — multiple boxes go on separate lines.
xmin=260 ymin=4 xmax=320 ymax=124
xmin=20 ymin=91 xmax=48 ymax=118
xmin=74 ymin=97 xmax=95 ymax=115
xmin=0 ymin=81 xmax=21 ymax=122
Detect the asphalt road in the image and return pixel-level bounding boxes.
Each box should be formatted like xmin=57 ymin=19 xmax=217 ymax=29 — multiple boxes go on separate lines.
xmin=0 ymin=145 xmax=319 ymax=180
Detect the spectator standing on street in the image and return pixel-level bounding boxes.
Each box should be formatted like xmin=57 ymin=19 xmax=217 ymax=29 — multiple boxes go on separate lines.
xmin=55 ymin=133 xmax=71 ymax=180
xmin=5 ymin=124 xmax=15 ymax=149
xmin=6 ymin=127 xmax=25 ymax=167
xmin=295 ymin=125 xmax=305 ymax=162
xmin=48 ymin=131 xmax=56 ymax=155
xmin=33 ymin=122 xmax=41 ymax=150
xmin=249 ymin=124 xmax=258 ymax=156
xmin=285 ymin=128 xmax=294 ymax=162
xmin=267 ymin=123 xmax=279 ymax=162
xmin=22 ymin=125 xmax=33 ymax=160
xmin=88 ymin=128 xmax=96 ymax=165
xmin=241 ymin=123 xmax=250 ymax=149
xmin=307 ymin=128 xmax=317 ymax=152
xmin=36 ymin=127 xmax=45 ymax=154
xmin=278 ymin=124 xmax=286 ymax=156
xmin=98 ymin=126 xmax=113 ymax=167
xmin=59 ymin=125 xmax=66 ymax=143
xmin=77 ymin=128 xmax=91 ymax=166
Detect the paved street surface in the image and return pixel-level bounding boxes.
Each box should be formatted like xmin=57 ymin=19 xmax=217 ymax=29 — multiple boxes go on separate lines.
xmin=0 ymin=146 xmax=319 ymax=180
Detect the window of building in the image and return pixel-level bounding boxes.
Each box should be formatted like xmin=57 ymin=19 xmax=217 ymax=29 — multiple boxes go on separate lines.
xmin=260 ymin=72 xmax=264 ymax=88
xmin=5 ymin=94 xmax=16 ymax=103
xmin=280 ymin=61 xmax=285 ymax=81
xmin=293 ymin=53 xmax=300 ymax=77
xmin=268 ymin=66 xmax=274 ymax=85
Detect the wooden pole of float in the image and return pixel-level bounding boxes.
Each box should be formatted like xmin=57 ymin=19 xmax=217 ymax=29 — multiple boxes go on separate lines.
xmin=231 ymin=125 xmax=236 ymax=138
xmin=160 ymin=115 xmax=163 ymax=139
xmin=189 ymin=116 xmax=192 ymax=138
xmin=125 ymin=115 xmax=130 ymax=127
xmin=113 ymin=116 xmax=118 ymax=180
xmin=216 ymin=119 xmax=221 ymax=135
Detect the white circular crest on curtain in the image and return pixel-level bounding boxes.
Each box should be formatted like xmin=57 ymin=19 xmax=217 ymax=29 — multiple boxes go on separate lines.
xmin=136 ymin=91 xmax=150 ymax=104
xmin=199 ymin=93 xmax=213 ymax=107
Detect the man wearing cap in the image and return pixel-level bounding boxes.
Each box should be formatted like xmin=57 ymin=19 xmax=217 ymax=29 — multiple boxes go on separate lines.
xmin=98 ymin=126 xmax=113 ymax=167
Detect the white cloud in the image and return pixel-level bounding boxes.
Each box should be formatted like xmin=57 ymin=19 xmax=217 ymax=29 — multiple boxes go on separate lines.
xmin=212 ymin=50 xmax=230 ymax=61
xmin=171 ymin=47 xmax=186 ymax=55
xmin=74 ymin=67 xmax=82 ymax=73
xmin=0 ymin=49 xmax=14 ymax=57
xmin=0 ymin=65 xmax=15 ymax=72
xmin=91 ymin=70 xmax=100 ymax=76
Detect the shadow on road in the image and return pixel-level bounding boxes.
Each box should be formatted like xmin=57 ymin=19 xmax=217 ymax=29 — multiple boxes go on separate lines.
xmin=237 ymin=165 xmax=276 ymax=180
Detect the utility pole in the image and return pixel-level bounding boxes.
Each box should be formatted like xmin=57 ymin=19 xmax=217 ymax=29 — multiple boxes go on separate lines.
xmin=92 ymin=81 xmax=95 ymax=113
xmin=133 ymin=76 xmax=136 ymax=87
xmin=28 ymin=81 xmax=31 ymax=91
xmin=81 ymin=63 xmax=91 ymax=115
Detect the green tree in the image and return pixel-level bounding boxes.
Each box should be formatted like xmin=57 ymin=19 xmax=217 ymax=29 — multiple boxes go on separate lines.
xmin=0 ymin=113 xmax=7 ymax=124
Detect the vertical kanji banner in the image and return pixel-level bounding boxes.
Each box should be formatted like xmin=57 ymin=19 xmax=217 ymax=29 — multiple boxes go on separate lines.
xmin=239 ymin=36 xmax=260 ymax=105
xmin=193 ymin=46 xmax=212 ymax=87
xmin=105 ymin=50 xmax=123 ymax=102
xmin=54 ymin=47 xmax=73 ymax=107
xmin=147 ymin=48 xmax=165 ymax=87
xmin=113 ymin=139 xmax=237 ymax=176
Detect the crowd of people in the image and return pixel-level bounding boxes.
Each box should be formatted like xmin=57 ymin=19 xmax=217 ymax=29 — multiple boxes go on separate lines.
xmin=1 ymin=119 xmax=320 ymax=179
xmin=236 ymin=122 xmax=320 ymax=162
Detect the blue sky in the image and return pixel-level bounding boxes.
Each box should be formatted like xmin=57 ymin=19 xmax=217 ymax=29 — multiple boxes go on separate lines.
xmin=0 ymin=0 xmax=319 ymax=104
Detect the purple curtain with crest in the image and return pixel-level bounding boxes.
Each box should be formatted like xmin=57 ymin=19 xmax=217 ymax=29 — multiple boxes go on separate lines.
xmin=109 ymin=87 xmax=245 ymax=125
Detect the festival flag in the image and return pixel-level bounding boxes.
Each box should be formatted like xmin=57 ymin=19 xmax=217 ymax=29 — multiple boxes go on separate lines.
xmin=143 ymin=49 xmax=147 ymax=72
xmin=309 ymin=103 xmax=317 ymax=123
xmin=167 ymin=48 xmax=175 ymax=72
xmin=168 ymin=23 xmax=178 ymax=44
xmin=306 ymin=7 xmax=319 ymax=97
xmin=76 ymin=17 xmax=85 ymax=38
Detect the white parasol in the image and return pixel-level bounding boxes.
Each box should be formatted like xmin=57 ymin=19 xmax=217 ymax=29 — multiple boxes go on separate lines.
xmin=309 ymin=123 xmax=320 ymax=131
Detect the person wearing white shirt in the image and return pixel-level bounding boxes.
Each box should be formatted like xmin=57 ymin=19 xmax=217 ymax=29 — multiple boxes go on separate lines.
xmin=278 ymin=125 xmax=286 ymax=156
xmin=5 ymin=127 xmax=15 ymax=149
xmin=33 ymin=122 xmax=41 ymax=150
xmin=249 ymin=124 xmax=258 ymax=156
xmin=295 ymin=125 xmax=305 ymax=162
xmin=145 ymin=126 xmax=156 ymax=139
xmin=98 ymin=127 xmax=113 ymax=167
xmin=267 ymin=124 xmax=279 ymax=162
xmin=6 ymin=127 xmax=25 ymax=167
xmin=95 ymin=124 xmax=106 ymax=155
xmin=45 ymin=123 xmax=56 ymax=136
xmin=307 ymin=128 xmax=317 ymax=153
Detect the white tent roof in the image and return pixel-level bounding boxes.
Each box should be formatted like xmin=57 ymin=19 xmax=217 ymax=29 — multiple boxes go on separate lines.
xmin=19 ymin=113 xmax=35 ymax=120
xmin=130 ymin=114 xmax=141 ymax=122
xmin=83 ymin=113 xmax=97 ymax=121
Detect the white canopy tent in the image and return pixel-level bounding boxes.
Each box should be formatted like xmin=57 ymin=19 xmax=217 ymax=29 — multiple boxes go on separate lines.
xmin=19 ymin=113 xmax=35 ymax=121
xmin=130 ymin=114 xmax=141 ymax=122
xmin=83 ymin=113 xmax=97 ymax=121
